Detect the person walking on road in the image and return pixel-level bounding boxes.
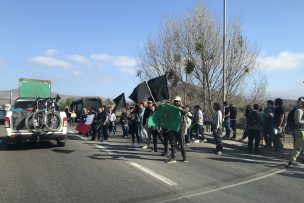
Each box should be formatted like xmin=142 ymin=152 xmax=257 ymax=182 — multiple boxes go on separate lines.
xmin=90 ymin=108 xmax=99 ymax=141
xmin=70 ymin=110 xmax=77 ymax=127
xmin=142 ymin=100 xmax=153 ymax=149
xmin=287 ymin=100 xmax=304 ymax=168
xmin=223 ymin=101 xmax=231 ymax=139
xmin=262 ymin=100 xmax=274 ymax=149
xmin=137 ymin=102 xmax=146 ymax=142
xmin=273 ymin=98 xmax=285 ymax=151
xmin=229 ymin=104 xmax=237 ymax=140
xmin=109 ymin=107 xmax=116 ymax=137
xmin=212 ymin=103 xmax=224 ymax=155
xmin=149 ymin=104 xmax=165 ymax=152
xmin=100 ymin=106 xmax=110 ymax=142
xmin=166 ymin=96 xmax=188 ymax=163
xmin=120 ymin=108 xmax=129 ymax=138
xmin=129 ymin=106 xmax=140 ymax=146
xmin=247 ymin=104 xmax=264 ymax=154
xmin=192 ymin=105 xmax=207 ymax=143
xmin=240 ymin=105 xmax=252 ymax=142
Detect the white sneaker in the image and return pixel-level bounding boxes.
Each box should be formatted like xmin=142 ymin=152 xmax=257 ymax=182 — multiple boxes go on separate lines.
xmin=202 ymin=139 xmax=207 ymax=143
xmin=142 ymin=145 xmax=148 ymax=149
xmin=194 ymin=139 xmax=200 ymax=143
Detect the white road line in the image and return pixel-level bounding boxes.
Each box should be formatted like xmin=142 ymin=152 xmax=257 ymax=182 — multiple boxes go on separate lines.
xmin=95 ymin=145 xmax=115 ymax=155
xmin=159 ymin=169 xmax=286 ymax=202
xmin=130 ymin=162 xmax=178 ymax=186
xmin=73 ymin=134 xmax=88 ymax=140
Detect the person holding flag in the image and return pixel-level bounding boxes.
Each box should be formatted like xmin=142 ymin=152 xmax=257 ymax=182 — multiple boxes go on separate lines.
xmin=165 ymin=96 xmax=189 ymax=163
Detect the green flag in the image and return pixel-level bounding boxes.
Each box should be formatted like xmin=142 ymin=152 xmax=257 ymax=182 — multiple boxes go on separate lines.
xmin=148 ymin=104 xmax=182 ymax=132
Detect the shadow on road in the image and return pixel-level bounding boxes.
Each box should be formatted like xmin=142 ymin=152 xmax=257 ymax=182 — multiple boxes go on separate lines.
xmin=0 ymin=140 xmax=59 ymax=151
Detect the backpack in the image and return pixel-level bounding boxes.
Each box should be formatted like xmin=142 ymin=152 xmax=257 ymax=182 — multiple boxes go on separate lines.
xmin=247 ymin=111 xmax=259 ymax=126
xmin=286 ymin=107 xmax=296 ymax=129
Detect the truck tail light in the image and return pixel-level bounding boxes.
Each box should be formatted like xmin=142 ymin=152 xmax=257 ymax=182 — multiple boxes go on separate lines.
xmin=5 ymin=117 xmax=10 ymax=128
xmin=63 ymin=117 xmax=67 ymax=127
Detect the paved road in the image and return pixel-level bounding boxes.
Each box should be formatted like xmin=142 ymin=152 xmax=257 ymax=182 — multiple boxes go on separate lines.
xmin=0 ymin=125 xmax=303 ymax=203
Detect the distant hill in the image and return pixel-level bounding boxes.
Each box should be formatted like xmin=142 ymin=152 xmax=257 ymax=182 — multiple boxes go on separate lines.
xmin=0 ymin=89 xmax=109 ymax=105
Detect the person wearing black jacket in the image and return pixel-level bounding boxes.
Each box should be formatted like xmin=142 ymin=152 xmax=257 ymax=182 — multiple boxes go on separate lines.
xmin=229 ymin=104 xmax=237 ymax=140
xmin=223 ymin=101 xmax=231 ymax=139
xmin=142 ymin=101 xmax=153 ymax=149
xmin=119 ymin=108 xmax=129 ymax=138
xmin=96 ymin=107 xmax=103 ymax=140
xmin=90 ymin=108 xmax=99 ymax=141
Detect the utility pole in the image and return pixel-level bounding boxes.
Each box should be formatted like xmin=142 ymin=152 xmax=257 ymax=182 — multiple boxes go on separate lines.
xmin=223 ymin=0 xmax=227 ymax=103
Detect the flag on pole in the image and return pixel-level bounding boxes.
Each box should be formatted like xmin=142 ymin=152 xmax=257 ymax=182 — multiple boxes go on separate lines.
xmin=129 ymin=81 xmax=152 ymax=103
xmin=147 ymin=74 xmax=169 ymax=102
xmin=148 ymin=104 xmax=182 ymax=132
xmin=113 ymin=93 xmax=126 ymax=112
xmin=129 ymin=74 xmax=169 ymax=103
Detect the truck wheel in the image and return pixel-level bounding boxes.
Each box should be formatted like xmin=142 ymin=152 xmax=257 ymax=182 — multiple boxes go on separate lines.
xmin=45 ymin=112 xmax=62 ymax=132
xmin=57 ymin=140 xmax=66 ymax=147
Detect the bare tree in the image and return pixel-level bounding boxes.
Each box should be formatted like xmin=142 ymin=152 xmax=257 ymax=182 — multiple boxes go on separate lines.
xmin=137 ymin=3 xmax=266 ymax=114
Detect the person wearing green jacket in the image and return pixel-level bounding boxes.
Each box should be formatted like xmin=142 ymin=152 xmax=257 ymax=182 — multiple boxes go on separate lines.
xmin=287 ymin=101 xmax=304 ymax=168
xmin=246 ymin=104 xmax=264 ymax=154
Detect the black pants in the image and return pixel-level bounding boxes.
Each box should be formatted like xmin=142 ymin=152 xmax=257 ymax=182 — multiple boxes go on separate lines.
xmin=70 ymin=118 xmax=75 ymax=127
xmin=263 ymin=127 xmax=272 ymax=148
xmin=152 ymin=129 xmax=165 ymax=151
xmin=168 ymin=130 xmax=186 ymax=160
xmin=231 ymin=119 xmax=236 ymax=138
xmin=97 ymin=125 xmax=102 ymax=140
xmin=91 ymin=125 xmax=98 ymax=140
xmin=102 ymin=124 xmax=109 ymax=141
xmin=213 ymin=128 xmax=223 ymax=151
xmin=247 ymin=129 xmax=261 ymax=153
xmin=130 ymin=123 xmax=140 ymax=144
xmin=162 ymin=129 xmax=170 ymax=154
xmin=242 ymin=128 xmax=248 ymax=140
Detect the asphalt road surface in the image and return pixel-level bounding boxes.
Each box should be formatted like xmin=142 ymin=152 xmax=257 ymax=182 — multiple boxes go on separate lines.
xmin=0 ymin=125 xmax=303 ymax=203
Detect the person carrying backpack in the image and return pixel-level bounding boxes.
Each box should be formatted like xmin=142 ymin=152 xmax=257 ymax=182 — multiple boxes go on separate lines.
xmin=247 ymin=104 xmax=264 ymax=154
xmin=287 ymin=100 xmax=304 ymax=168
xmin=286 ymin=97 xmax=304 ymax=148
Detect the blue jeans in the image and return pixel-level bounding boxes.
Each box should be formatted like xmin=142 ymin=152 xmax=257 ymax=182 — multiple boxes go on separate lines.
xmin=224 ymin=118 xmax=231 ymax=137
xmin=122 ymin=125 xmax=128 ymax=137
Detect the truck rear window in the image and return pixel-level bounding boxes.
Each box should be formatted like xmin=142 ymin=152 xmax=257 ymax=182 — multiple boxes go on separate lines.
xmin=14 ymin=101 xmax=35 ymax=110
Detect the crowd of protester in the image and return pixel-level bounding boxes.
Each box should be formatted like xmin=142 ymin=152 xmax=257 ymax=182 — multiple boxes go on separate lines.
xmin=72 ymin=96 xmax=304 ymax=167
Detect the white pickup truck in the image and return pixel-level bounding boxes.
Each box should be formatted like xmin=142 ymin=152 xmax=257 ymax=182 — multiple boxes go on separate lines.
xmin=4 ymin=97 xmax=68 ymax=147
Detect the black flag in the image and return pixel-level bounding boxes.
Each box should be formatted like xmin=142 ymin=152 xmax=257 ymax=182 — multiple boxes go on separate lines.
xmin=113 ymin=93 xmax=126 ymax=112
xmin=147 ymin=74 xmax=169 ymax=102
xmin=129 ymin=81 xmax=152 ymax=103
